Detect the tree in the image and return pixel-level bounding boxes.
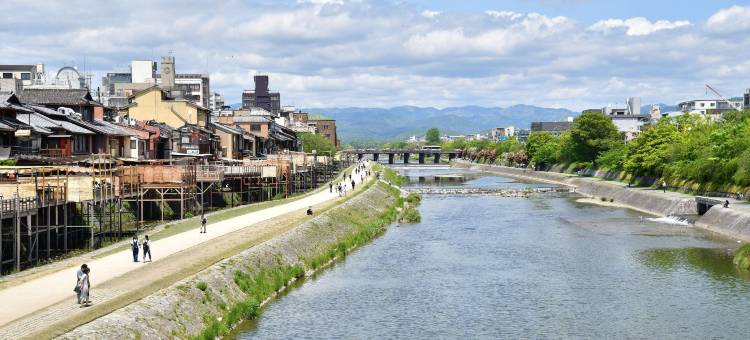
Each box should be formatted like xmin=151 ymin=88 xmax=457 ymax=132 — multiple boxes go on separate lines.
xmin=425 ymin=127 xmax=441 ymax=145
xmin=526 ymin=132 xmax=559 ymax=168
xmin=568 ymin=111 xmax=621 ymax=163
xmin=299 ymin=132 xmax=336 ymax=155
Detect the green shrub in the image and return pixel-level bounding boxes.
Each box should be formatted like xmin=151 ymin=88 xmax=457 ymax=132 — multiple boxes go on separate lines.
xmin=733 ymin=244 xmax=750 ymax=270
xmin=400 ymin=207 xmax=421 ymax=223
xmin=196 ymin=281 xmax=208 ymax=291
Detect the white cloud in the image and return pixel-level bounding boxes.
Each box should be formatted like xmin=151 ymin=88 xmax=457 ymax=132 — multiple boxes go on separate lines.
xmin=421 ymin=10 xmax=440 ymax=19
xmin=705 ymin=5 xmax=750 ymax=34
xmin=485 ymin=11 xmax=523 ymax=21
xmin=589 ymin=17 xmax=690 ymax=36
xmin=0 ymin=1 xmax=746 ymax=111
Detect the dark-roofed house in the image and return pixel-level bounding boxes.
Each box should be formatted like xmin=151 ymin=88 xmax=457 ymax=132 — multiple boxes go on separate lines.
xmin=0 ymin=94 xmax=35 ymax=158
xmin=530 ymin=121 xmax=571 ymax=136
xmin=210 ymin=121 xmax=255 ymax=160
xmin=17 ymin=88 xmax=103 ymax=121
xmin=20 ymin=105 xmax=97 ymax=158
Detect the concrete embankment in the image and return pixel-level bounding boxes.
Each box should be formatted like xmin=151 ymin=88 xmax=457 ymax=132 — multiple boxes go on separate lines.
xmin=59 ymin=182 xmax=399 ymax=339
xmin=456 ymin=162 xmax=750 ymax=242
xmin=457 ymin=162 xmax=697 ymax=216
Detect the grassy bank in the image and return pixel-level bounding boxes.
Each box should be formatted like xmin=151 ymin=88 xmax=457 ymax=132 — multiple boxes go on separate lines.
xmin=192 ymin=181 xmax=403 ymax=340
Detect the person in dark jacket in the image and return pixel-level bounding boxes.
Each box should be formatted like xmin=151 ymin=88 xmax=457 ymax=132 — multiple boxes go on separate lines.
xmin=142 ymin=235 xmax=152 ymax=262
xmin=130 ymin=236 xmax=139 ymax=262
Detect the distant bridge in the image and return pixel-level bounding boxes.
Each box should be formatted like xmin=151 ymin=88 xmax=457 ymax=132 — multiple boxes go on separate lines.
xmin=341 ymin=149 xmax=460 ymax=164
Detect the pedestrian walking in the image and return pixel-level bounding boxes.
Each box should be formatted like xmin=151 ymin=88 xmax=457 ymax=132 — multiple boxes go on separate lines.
xmin=351 ymin=180 xmax=356 ymax=190
xmin=661 ymin=181 xmax=667 ymax=193
xmin=77 ymin=266 xmax=91 ymax=307
xmin=200 ymin=214 xmax=207 ymax=233
xmin=329 ymin=182 xmax=333 ymax=193
xmin=142 ymin=235 xmax=152 ymax=262
xmin=74 ymin=264 xmax=88 ymax=304
xmin=130 ymin=236 xmax=139 ymax=262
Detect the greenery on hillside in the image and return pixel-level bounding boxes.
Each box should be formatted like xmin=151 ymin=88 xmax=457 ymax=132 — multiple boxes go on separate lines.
xmin=461 ymin=109 xmax=750 ymax=193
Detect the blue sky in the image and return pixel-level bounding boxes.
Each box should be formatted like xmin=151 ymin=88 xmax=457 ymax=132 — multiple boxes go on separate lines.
xmin=3 ymin=0 xmax=750 ymax=110
xmin=409 ymin=0 xmax=746 ymax=23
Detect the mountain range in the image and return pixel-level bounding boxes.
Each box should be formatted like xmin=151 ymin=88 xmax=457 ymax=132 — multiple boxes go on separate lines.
xmin=229 ymin=103 xmax=677 ymax=143
xmin=303 ymin=105 xmax=578 ymax=143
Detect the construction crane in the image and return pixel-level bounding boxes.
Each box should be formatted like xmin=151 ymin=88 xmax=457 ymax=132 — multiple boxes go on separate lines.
xmin=705 ymin=84 xmax=741 ymax=112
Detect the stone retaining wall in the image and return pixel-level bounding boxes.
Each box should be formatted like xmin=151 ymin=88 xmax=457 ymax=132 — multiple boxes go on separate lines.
xmin=457 ymin=161 xmax=750 ymax=241
xmin=59 ymin=183 xmax=396 ymax=339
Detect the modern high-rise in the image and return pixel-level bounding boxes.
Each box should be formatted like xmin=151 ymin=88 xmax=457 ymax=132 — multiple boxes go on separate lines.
xmin=242 ymin=75 xmax=280 ymax=115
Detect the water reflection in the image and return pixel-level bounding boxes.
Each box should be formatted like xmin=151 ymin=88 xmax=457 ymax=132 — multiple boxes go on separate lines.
xmin=234 ymin=165 xmax=750 ymax=340
xmin=639 ymin=247 xmax=750 ymax=282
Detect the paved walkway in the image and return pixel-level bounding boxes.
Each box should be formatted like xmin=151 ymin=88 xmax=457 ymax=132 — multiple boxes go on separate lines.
xmin=0 ymin=162 xmax=372 ymax=333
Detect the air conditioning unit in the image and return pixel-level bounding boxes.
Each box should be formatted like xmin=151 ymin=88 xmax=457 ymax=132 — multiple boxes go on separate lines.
xmin=113 ymin=116 xmax=121 ymax=123
xmin=129 ymin=118 xmax=136 ymax=126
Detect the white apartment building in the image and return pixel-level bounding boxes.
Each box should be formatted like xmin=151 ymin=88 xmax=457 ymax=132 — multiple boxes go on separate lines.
xmin=677 ymin=98 xmax=743 ymax=117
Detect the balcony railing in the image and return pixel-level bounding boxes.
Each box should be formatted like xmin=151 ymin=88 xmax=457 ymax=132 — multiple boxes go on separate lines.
xmin=40 ymin=148 xmax=65 ymax=158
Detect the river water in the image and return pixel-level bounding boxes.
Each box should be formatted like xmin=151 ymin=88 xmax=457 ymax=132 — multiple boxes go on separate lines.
xmin=234 ymin=166 xmax=750 ymax=339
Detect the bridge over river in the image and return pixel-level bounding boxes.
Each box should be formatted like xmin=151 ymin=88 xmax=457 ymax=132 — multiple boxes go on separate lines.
xmin=341 ymin=149 xmax=460 ymax=164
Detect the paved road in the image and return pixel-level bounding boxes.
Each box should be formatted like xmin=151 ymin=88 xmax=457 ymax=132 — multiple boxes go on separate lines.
xmin=0 ymin=162 xmax=371 ymax=329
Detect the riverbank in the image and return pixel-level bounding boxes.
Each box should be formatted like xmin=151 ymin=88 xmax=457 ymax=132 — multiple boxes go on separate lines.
xmin=454 ymin=161 xmax=750 ymax=242
xmin=58 ymin=180 xmax=403 ymax=339
xmin=0 ymin=164 xmax=368 ymax=339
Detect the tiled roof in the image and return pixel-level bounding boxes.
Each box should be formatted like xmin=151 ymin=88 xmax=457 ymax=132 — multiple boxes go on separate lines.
xmin=93 ymin=119 xmax=138 ymax=137
xmin=14 ymin=113 xmax=54 ymax=134
xmin=0 ymin=65 xmax=36 ymax=72
xmin=211 ymin=122 xmax=243 ymax=135
xmin=24 ymin=106 xmax=97 ymax=134
xmin=234 ymin=115 xmax=272 ymax=123
xmin=17 ymin=88 xmax=98 ymax=106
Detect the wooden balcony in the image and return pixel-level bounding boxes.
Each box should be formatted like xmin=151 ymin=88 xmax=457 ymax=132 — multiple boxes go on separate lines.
xmin=196 ymin=165 xmax=224 ymax=182
xmin=40 ymin=148 xmax=65 ymax=158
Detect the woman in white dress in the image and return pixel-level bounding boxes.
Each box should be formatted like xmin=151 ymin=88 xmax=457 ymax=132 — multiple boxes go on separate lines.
xmin=78 ymin=267 xmax=91 ymax=307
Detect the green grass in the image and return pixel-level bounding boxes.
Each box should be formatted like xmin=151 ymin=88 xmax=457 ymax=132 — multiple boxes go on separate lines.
xmin=196 ymin=281 xmax=208 ymax=291
xmin=372 ymin=163 xmax=407 ymax=186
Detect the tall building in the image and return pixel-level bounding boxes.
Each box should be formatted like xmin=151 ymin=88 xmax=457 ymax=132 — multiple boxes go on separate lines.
xmin=308 ymin=118 xmax=339 ymax=148
xmin=242 ymin=75 xmax=280 ymax=115
xmin=101 ymin=57 xmax=210 ymax=108
xmin=0 ymin=64 xmax=45 ymax=87
xmin=209 ymin=92 xmax=225 ymax=111
xmin=171 ymin=74 xmax=210 ymax=108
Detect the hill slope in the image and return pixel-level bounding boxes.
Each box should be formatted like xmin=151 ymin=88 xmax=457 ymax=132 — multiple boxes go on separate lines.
xmin=303 ymin=105 xmax=578 ymax=142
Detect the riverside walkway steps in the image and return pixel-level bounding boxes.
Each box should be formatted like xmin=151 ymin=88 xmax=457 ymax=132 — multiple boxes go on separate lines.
xmin=0 ymin=163 xmax=373 ymax=339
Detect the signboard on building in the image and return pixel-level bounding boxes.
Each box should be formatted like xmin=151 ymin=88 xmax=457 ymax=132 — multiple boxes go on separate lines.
xmin=14 ymin=129 xmax=31 ymax=137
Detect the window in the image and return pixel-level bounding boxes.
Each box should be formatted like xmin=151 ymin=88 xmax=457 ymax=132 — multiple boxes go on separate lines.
xmin=73 ymin=135 xmax=89 ymax=153
xmin=130 ymin=140 xmax=136 ymax=149
xmin=2 ymin=73 xmax=11 ymax=79
xmin=251 ymin=124 xmax=261 ymax=132
xmin=20 ymin=73 xmax=30 ymax=80
xmin=710 ymin=102 xmax=715 ymax=107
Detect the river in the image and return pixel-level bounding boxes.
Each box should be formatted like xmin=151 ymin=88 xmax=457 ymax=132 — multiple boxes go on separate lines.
xmin=233 ymin=166 xmax=750 ymax=339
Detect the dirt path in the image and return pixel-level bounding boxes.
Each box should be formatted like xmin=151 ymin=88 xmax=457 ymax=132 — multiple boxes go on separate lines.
xmin=0 ymin=162 xmax=372 ymax=339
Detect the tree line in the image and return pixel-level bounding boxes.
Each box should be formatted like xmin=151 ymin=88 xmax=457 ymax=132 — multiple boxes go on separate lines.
xmin=449 ymin=110 xmax=750 ymax=192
